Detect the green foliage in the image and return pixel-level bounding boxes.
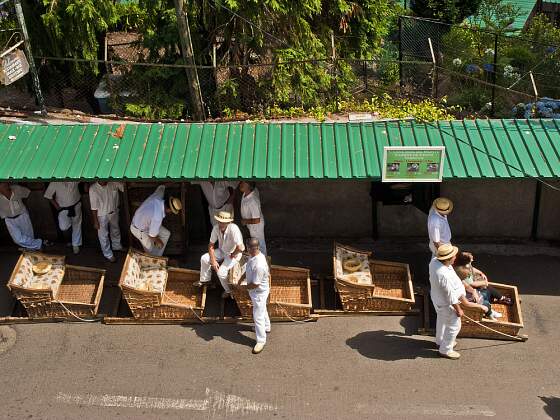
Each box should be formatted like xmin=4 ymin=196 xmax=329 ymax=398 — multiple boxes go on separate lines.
xmin=258 ymin=94 xmax=456 ymax=121
xmin=124 ymin=101 xmax=185 ymax=120
xmin=411 ymin=0 xmax=483 ymax=23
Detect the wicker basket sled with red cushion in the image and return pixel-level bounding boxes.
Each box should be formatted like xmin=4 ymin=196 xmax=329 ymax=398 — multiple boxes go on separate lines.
xmin=459 ymin=282 xmax=524 ymax=340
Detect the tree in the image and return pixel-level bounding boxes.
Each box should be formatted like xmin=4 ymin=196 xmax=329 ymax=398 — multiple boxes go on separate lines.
xmin=411 ymin=0 xmax=483 ymax=23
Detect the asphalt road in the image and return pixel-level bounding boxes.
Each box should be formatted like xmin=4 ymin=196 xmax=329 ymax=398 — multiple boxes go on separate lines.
xmin=0 ymin=242 xmax=559 ymax=420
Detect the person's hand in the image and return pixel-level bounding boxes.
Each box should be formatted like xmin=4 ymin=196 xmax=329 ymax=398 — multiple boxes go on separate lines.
xmin=153 ymin=237 xmax=164 ymax=249
xmin=93 ymin=220 xmax=100 ymax=230
xmin=53 ymin=201 xmax=61 ymax=211
xmin=480 ymin=305 xmax=488 ymax=314
xmin=211 ymin=260 xmax=220 ymax=272
xmin=455 ymin=307 xmax=464 ymax=318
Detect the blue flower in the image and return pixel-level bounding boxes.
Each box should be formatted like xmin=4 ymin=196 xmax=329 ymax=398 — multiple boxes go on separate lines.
xmin=546 ymin=46 xmax=556 ymax=54
xmin=483 ymin=63 xmax=494 ymax=72
xmin=465 ymin=64 xmax=480 ymax=74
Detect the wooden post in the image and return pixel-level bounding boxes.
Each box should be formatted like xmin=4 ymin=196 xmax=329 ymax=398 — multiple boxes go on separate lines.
xmin=181 ymin=182 xmax=188 ymax=254
xmin=428 ymin=37 xmax=437 ymax=99
xmin=173 ymin=0 xmax=205 ymax=121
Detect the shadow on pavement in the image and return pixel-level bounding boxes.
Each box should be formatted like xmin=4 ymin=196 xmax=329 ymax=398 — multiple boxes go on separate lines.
xmin=346 ymin=330 xmax=438 ymax=361
xmin=187 ymin=324 xmax=255 ymax=349
xmin=540 ymin=396 xmax=560 ymax=420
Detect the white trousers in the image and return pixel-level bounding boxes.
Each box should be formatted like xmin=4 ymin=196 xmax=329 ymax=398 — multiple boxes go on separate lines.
xmin=250 ymin=289 xmax=270 ymax=344
xmin=130 ymin=224 xmax=170 ymax=257
xmin=247 ymin=222 xmax=267 ymax=256
xmin=433 ymin=301 xmax=461 ymax=355
xmin=58 ymin=202 xmax=82 ymax=247
xmin=97 ymin=211 xmax=122 ymax=259
xmin=199 ymin=248 xmax=241 ymax=293
xmin=5 ymin=212 xmax=42 ymax=250
xmin=209 ymin=203 xmax=234 ymax=226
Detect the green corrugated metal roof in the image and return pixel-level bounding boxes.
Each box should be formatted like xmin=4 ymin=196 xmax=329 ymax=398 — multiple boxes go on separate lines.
xmin=0 ymin=120 xmax=559 ymax=181
xmin=468 ymin=0 xmax=536 ymax=30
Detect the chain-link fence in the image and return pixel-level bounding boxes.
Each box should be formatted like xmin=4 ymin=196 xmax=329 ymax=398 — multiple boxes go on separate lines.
xmin=399 ymin=15 xmax=560 ymax=117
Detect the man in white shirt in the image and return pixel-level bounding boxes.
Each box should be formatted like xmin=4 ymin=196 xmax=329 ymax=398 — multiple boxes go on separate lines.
xmin=130 ymin=185 xmax=182 ymax=256
xmin=0 ymin=183 xmax=52 ymax=250
xmin=429 ymin=243 xmax=487 ymax=360
xmin=234 ymin=237 xmax=271 ymax=354
xmin=239 ymin=181 xmax=267 ymax=256
xmin=192 ymin=181 xmax=238 ymax=226
xmin=89 ymin=181 xmax=124 ymax=262
xmin=44 ymin=182 xmax=82 ymax=254
xmin=427 ymin=197 xmax=453 ymax=256
xmin=195 ymin=210 xmax=244 ymax=298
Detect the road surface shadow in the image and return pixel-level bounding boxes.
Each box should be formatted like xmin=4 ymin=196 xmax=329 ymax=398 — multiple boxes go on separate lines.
xmin=346 ymin=330 xmax=438 ymax=360
xmin=188 ymin=324 xmax=255 ymax=349
xmin=540 ymin=396 xmax=560 ymax=420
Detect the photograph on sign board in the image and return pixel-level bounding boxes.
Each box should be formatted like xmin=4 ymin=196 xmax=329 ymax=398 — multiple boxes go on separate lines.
xmin=382 ymin=146 xmax=445 ymax=182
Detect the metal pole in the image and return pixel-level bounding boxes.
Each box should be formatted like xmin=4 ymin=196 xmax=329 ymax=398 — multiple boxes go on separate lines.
xmin=529 ymin=71 xmax=539 ymax=101
xmin=13 ymin=0 xmax=46 ymax=115
xmin=398 ymin=16 xmax=403 ymax=88
xmin=490 ymin=33 xmax=498 ymax=117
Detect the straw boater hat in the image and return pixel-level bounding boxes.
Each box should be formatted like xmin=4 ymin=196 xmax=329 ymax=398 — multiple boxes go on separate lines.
xmin=432 ymin=197 xmax=453 ymax=215
xmin=32 ymin=261 xmax=52 ymax=275
xmin=168 ymin=197 xmax=182 ymax=214
xmin=436 ymin=243 xmax=459 ymax=261
xmin=214 ymin=210 xmax=234 ymax=223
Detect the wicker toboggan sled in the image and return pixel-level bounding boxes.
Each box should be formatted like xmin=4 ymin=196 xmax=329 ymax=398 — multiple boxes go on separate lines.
xmin=118 ymin=249 xmax=205 ymax=320
xmin=7 ymin=251 xmax=105 ymax=320
xmin=333 ymin=243 xmax=415 ymax=312
xmin=459 ymin=282 xmax=524 ymax=340
xmin=229 ymin=255 xmax=312 ymax=320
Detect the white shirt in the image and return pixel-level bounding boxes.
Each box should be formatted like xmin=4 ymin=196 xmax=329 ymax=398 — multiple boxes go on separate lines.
xmin=44 ymin=182 xmax=81 ymax=207
xmin=428 ymin=208 xmax=451 ymax=246
xmin=429 ymin=258 xmax=465 ymax=307
xmin=131 ymin=185 xmax=166 ymax=237
xmin=240 ymin=188 xmax=264 ymax=224
xmin=0 ymin=185 xmax=30 ymax=219
xmin=193 ymin=181 xmax=238 ymax=209
xmin=245 ymin=252 xmax=270 ymax=293
xmin=209 ymin=222 xmax=245 ymax=254
xmin=89 ymin=182 xmax=124 ymax=217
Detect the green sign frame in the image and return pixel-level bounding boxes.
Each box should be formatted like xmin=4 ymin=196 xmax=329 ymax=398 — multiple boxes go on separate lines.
xmin=382 ymin=146 xmax=445 ymax=182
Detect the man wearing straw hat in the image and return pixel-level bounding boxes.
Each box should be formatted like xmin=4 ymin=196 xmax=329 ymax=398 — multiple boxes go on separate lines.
xmin=233 ymin=237 xmax=271 ymax=354
xmin=0 ymin=182 xmax=53 ymax=251
xmin=195 ymin=210 xmax=244 ymax=298
xmin=429 ymin=243 xmax=488 ymax=360
xmin=427 ymin=197 xmax=453 ymax=256
xmin=130 ymin=185 xmax=182 ymax=256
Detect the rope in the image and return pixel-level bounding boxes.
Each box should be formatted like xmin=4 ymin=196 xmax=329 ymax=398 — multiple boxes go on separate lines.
xmin=53 ymin=300 xmax=101 ymax=322
xmin=273 ymin=301 xmax=313 ymax=323
xmin=163 ymin=293 xmax=205 ymax=323
xmin=462 ymin=313 xmax=525 ymax=341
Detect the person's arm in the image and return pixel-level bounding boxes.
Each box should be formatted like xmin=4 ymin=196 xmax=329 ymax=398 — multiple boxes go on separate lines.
xmin=459 ymin=295 xmax=488 ymax=314
xmin=241 ymin=197 xmax=262 ymax=225
xmin=246 ymin=265 xmax=265 ymax=290
xmin=44 ymin=184 xmax=61 ymax=210
xmin=429 ymin=218 xmax=441 ymax=250
xmin=148 ymin=210 xmax=165 ymax=248
xmin=230 ymin=244 xmax=243 ymax=259
xmin=471 ymin=266 xmax=489 ymax=287
xmin=226 ymin=186 xmax=235 ymax=205
xmin=208 ymin=242 xmax=219 ymax=271
xmin=91 ymin=209 xmax=100 ymax=230
xmin=462 ymin=280 xmax=480 ymax=302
